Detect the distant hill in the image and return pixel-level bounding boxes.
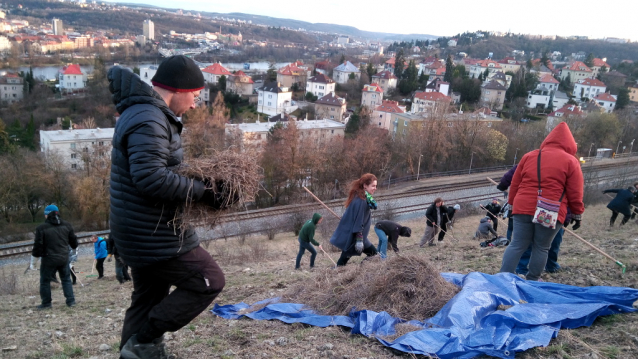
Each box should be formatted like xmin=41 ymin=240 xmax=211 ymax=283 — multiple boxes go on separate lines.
xmin=113 ymin=3 xmax=439 ymax=41
xmin=198 ymin=12 xmax=439 ymax=41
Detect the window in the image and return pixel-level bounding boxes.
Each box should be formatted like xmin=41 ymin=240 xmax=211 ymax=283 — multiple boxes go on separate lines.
xmin=268 ymin=102 xmax=271 ymax=106
xmin=379 ymin=122 xmax=382 ymax=126
xmin=71 ymin=153 xmax=76 ymax=159
xmin=330 ymin=115 xmax=334 ymax=119
xmin=83 ymin=147 xmax=88 ymax=152
xmin=330 ymin=108 xmax=335 ymax=111
xmin=319 ymin=86 xmax=324 ymax=89
xmin=99 ymin=141 xmax=104 ymax=146
xmin=70 ymin=143 xmax=76 ymax=149
xmin=268 ymin=94 xmax=272 ymax=99
xmin=485 ymin=91 xmax=491 ymax=95
xmin=71 ymin=164 xmax=77 ymax=169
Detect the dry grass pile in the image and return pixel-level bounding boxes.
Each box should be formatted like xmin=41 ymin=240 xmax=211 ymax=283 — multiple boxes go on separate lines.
xmin=282 ymin=254 xmax=460 ymax=320
xmin=177 ymin=149 xmax=262 ymax=228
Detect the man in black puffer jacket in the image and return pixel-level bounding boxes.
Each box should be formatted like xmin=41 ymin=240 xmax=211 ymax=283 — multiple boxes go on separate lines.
xmin=109 ymin=56 xmax=228 ymax=359
xmin=32 ymin=205 xmax=78 ymax=309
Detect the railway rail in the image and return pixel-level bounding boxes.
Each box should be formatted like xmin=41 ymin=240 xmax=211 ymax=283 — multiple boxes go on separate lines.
xmin=2 ymin=157 xmax=637 ymax=261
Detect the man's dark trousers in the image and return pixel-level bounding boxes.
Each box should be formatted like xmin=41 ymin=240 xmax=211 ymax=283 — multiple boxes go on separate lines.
xmin=40 ymin=258 xmax=75 ymax=306
xmin=114 ymin=254 xmax=131 ymax=283
xmin=120 ymin=246 xmax=225 ymax=349
xmin=96 ymin=257 xmax=106 ymax=278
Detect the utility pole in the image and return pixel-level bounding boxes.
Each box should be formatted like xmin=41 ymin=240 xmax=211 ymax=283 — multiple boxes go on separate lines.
xmin=416 ymin=154 xmax=423 ymax=180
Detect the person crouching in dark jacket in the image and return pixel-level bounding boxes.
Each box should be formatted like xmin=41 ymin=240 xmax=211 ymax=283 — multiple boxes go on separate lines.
xmin=604 ymin=187 xmax=637 ymax=226
xmin=32 ymin=205 xmax=78 ymax=309
xmin=374 ymin=220 xmax=412 ymax=258
xmin=475 ymin=217 xmax=497 ymax=240
xmin=107 ymin=236 xmax=131 ymax=283
xmin=295 ymin=213 xmax=323 ymax=269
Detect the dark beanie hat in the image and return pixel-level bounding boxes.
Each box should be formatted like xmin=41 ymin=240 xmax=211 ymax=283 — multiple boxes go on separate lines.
xmin=151 ymin=55 xmax=205 ymax=92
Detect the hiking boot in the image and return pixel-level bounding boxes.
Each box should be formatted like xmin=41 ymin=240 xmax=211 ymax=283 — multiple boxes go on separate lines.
xmin=121 ymin=334 xmax=168 ymax=359
xmin=37 ymin=304 xmax=52 ymax=310
xmin=67 ymin=301 xmax=76 ymax=308
xmin=428 ymin=242 xmax=436 ymax=247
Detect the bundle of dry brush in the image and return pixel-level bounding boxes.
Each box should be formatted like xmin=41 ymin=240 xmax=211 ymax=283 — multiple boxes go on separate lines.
xmin=177 ymin=104 xmax=262 ymax=228
xmin=282 ymin=254 xmax=460 ymax=320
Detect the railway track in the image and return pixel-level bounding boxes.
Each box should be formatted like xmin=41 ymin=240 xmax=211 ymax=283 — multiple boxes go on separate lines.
xmin=2 ymin=157 xmax=637 ymax=261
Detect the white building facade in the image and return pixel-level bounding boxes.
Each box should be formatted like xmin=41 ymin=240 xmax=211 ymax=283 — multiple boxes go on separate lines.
xmin=40 ymin=128 xmax=114 ymax=170
xmin=257 ymin=82 xmax=295 ymax=116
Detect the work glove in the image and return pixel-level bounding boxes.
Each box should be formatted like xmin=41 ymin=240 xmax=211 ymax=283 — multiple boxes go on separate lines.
xmin=496 ymin=183 xmax=508 ymax=191
xmin=354 ymin=233 xmax=364 ymax=254
xmin=107 ymin=256 xmax=112 ymax=263
xmin=570 ymin=214 xmax=582 ymax=230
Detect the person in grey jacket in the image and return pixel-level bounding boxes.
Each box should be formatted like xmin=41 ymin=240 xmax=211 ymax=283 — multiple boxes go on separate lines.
xmin=109 ymin=56 xmax=231 ymax=359
xmin=475 ymin=216 xmax=498 ymax=239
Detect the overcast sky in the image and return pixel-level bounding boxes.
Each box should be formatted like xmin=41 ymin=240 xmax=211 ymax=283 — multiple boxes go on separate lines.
xmin=113 ymin=0 xmax=636 ymax=40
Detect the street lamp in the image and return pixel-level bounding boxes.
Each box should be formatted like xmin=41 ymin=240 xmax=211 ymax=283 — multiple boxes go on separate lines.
xmin=513 ymin=148 xmax=519 ymax=166
xmin=416 ymin=154 xmax=423 ymax=181
xmin=588 ymin=143 xmax=595 ymax=159
xmin=615 ymin=141 xmax=622 ymax=157
xmin=469 ymin=152 xmax=475 ymax=174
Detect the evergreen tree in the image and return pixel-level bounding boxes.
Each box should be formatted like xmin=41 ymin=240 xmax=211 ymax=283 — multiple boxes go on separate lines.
xmin=616 ymin=88 xmax=630 ymax=110
xmin=218 ymin=75 xmax=227 ymax=91
xmin=366 ymin=62 xmax=377 ymax=79
xmin=394 ymin=48 xmax=405 ymax=79
xmin=345 ymin=111 xmax=361 ymax=135
xmin=444 ymin=55 xmax=454 ymax=83
xmin=266 ymin=62 xmax=277 ymax=82
xmin=584 ymin=53 xmax=595 ymax=68
xmin=339 ymin=54 xmax=346 ymax=64
xmin=398 ymin=60 xmax=418 ymax=95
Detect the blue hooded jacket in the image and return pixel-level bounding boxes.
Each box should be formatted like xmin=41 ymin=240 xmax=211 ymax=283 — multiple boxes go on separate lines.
xmin=94 ymin=237 xmax=108 ymax=259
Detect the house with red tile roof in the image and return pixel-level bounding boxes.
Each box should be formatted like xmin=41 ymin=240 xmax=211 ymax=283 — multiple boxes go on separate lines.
xmin=58 ymin=64 xmax=86 ymax=93
xmin=362 ymin=83 xmax=384 ymax=108
xmin=373 ymin=100 xmax=405 ymax=130
xmin=469 ymin=59 xmax=502 ymax=79
xmin=424 ymin=78 xmax=450 ymax=96
xmin=384 ymin=57 xmax=408 ymax=72
xmin=277 ymin=63 xmax=308 ymax=89
xmin=629 ymin=82 xmax=638 ymax=103
xmin=314 ymin=92 xmax=347 ymax=122
xmin=559 ymin=61 xmax=592 ymax=84
xmin=202 ymin=63 xmax=232 ymax=85
xmin=314 ymin=59 xmax=333 ymax=76
xmin=526 ymin=74 xmax=562 ymax=109
xmin=305 ymin=73 xmax=335 ymax=98
xmin=227 ymin=70 xmax=254 ymax=96
xmin=573 ymin=78 xmax=606 ymax=100
xmin=593 ymin=93 xmax=617 ymax=113
xmin=371 ymin=70 xmax=398 ymax=92
xmin=590 ymin=58 xmax=609 ymax=78
xmin=497 ymin=57 xmax=522 ymax=74
xmin=411 ymin=91 xmax=453 ymax=114
xmin=547 ymin=104 xmax=585 ymax=131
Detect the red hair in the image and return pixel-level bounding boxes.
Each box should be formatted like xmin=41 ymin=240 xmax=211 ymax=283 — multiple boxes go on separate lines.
xmin=345 ymin=173 xmax=377 ymax=208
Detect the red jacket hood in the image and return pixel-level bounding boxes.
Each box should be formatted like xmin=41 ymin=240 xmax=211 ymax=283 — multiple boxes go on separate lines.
xmin=540 ymin=122 xmax=577 ymax=156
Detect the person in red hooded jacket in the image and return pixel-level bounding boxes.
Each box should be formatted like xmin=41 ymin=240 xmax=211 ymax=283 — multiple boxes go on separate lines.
xmin=499 ymin=122 xmax=585 ymax=281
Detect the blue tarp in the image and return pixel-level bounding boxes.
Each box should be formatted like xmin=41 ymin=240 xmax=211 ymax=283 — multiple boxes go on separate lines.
xmin=212 ymin=272 xmax=638 ymax=358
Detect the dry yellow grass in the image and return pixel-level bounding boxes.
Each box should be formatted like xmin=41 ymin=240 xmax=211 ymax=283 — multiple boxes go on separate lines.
xmin=1 ymin=203 xmax=638 ymax=358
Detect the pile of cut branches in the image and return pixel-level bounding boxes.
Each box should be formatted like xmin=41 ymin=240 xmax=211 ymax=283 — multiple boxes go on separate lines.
xmin=282 ymin=255 xmax=459 ymax=320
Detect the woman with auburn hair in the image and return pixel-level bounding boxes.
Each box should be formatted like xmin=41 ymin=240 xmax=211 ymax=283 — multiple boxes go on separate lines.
xmin=330 ymin=173 xmax=379 ymax=266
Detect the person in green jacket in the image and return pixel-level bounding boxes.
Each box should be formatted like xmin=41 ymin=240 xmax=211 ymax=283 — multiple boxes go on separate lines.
xmin=295 ymin=213 xmax=323 ymax=269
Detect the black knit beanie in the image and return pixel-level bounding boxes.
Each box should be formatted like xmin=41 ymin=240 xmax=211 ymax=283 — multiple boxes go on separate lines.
xmin=151 ymin=55 xmax=205 ymax=92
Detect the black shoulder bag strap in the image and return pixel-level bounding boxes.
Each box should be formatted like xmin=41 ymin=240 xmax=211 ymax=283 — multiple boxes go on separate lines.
xmin=537 ymin=149 xmax=565 ymax=201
